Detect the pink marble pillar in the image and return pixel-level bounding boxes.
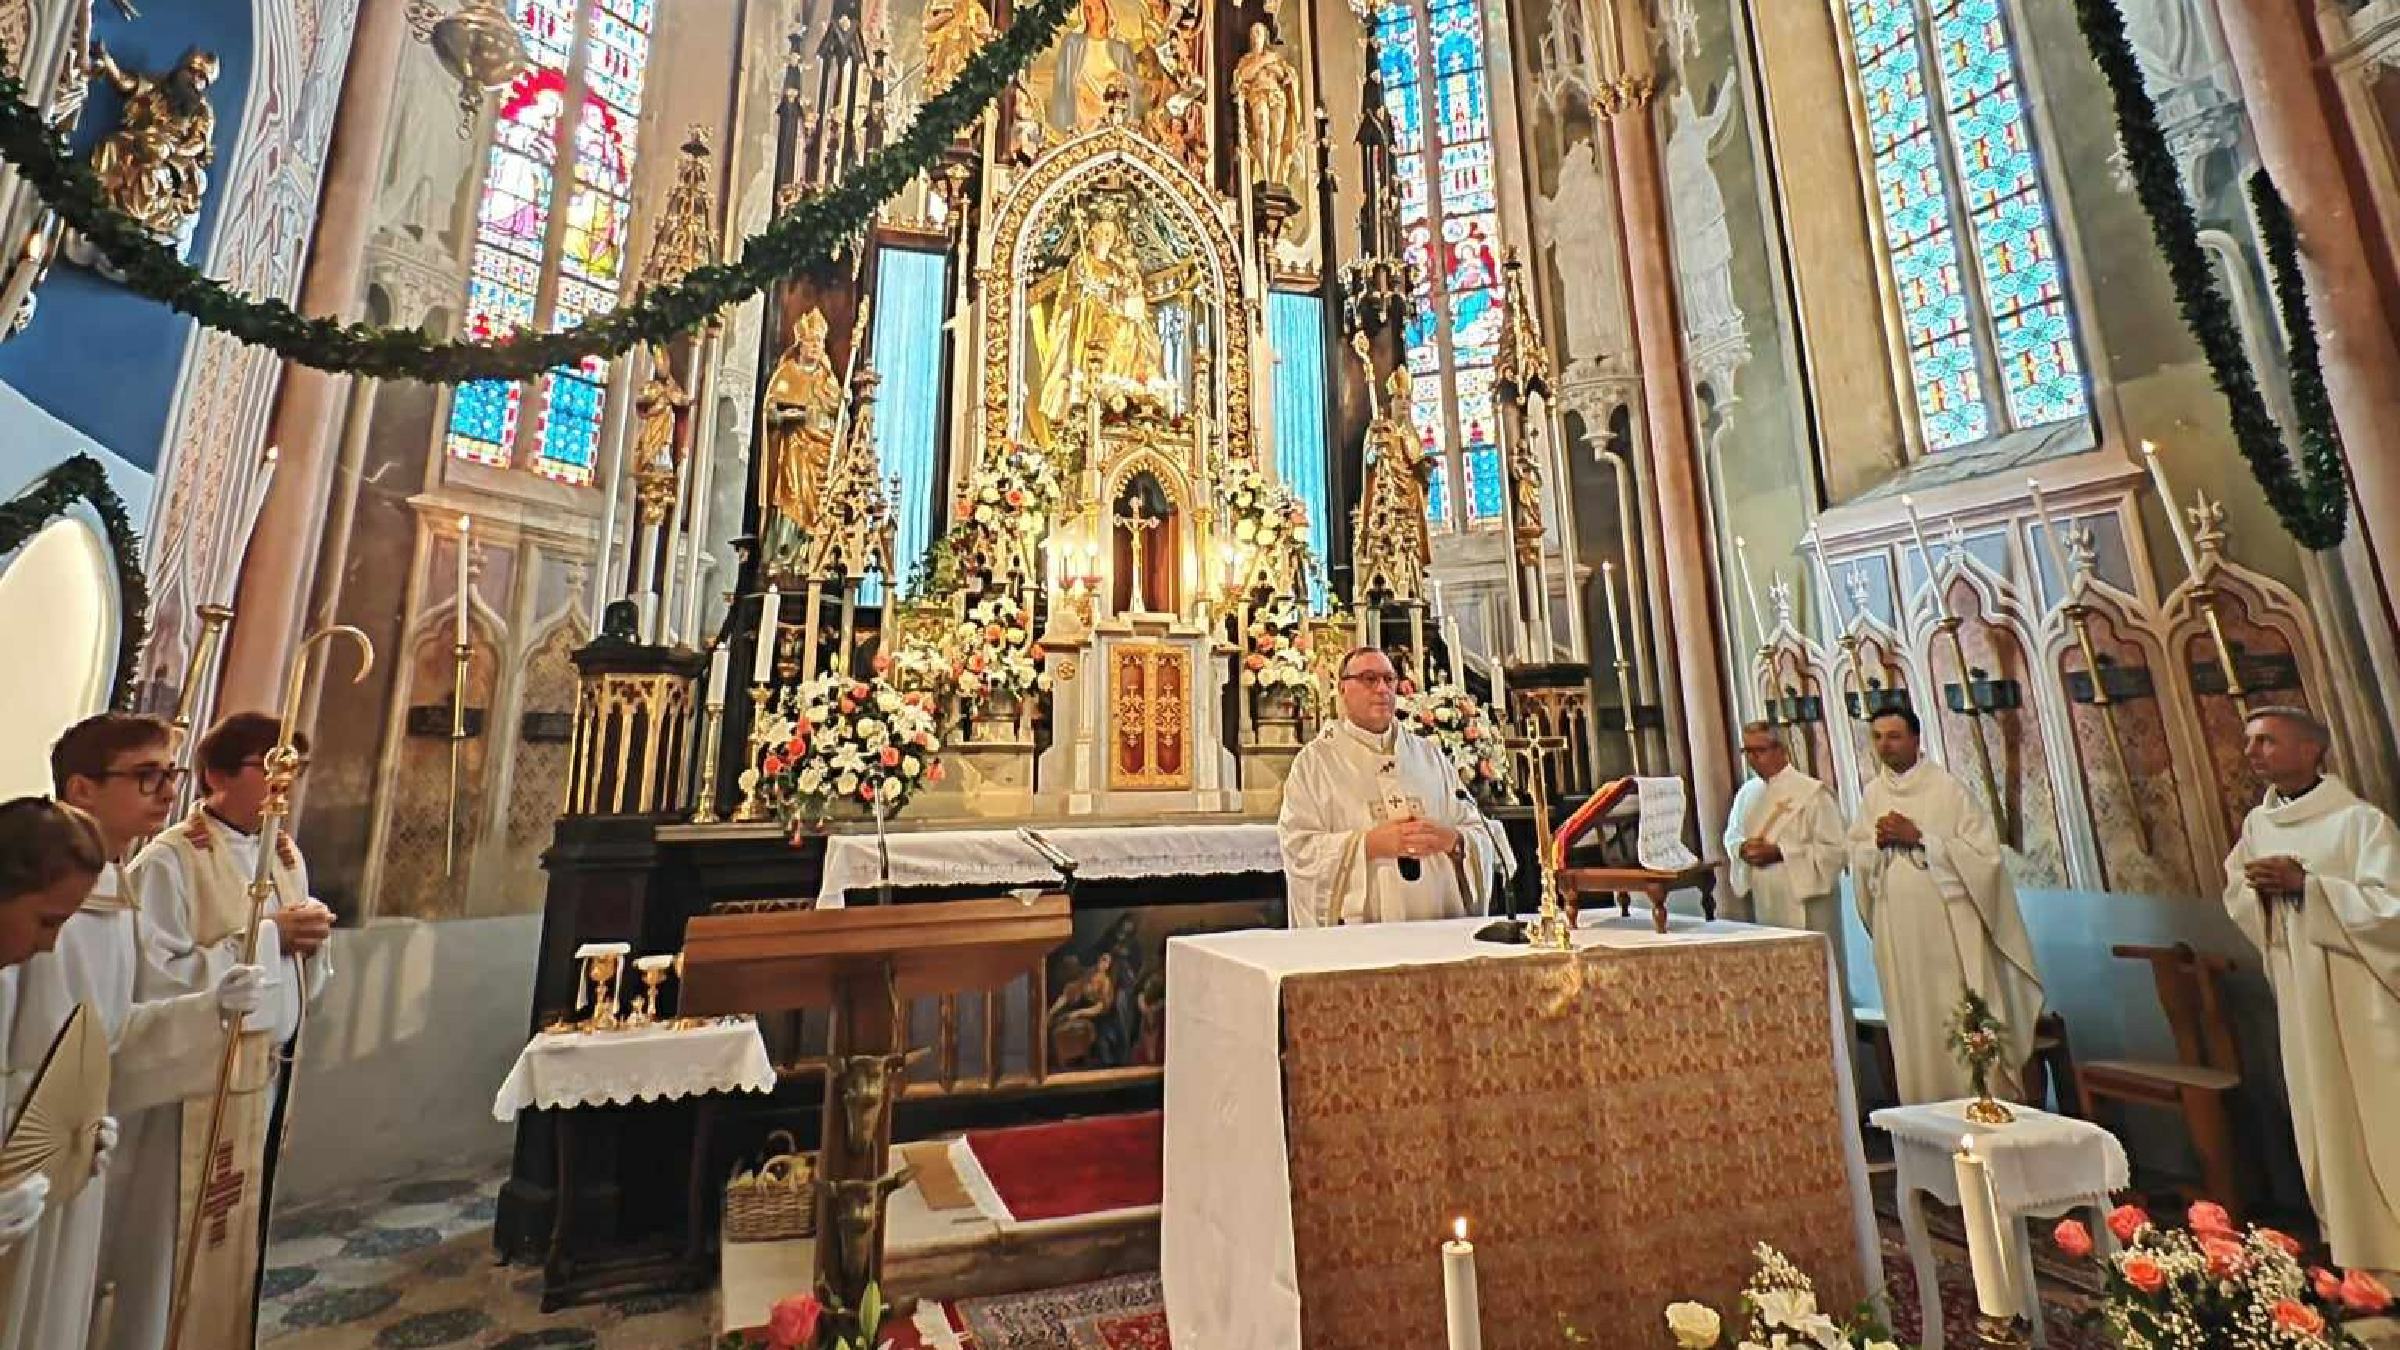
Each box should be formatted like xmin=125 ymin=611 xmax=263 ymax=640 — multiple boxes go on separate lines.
xmin=1608 ymin=99 xmax=1737 ymax=848
xmin=2213 ymin=0 xmax=2400 ymax=625
xmin=217 ymin=1 xmax=411 ymax=713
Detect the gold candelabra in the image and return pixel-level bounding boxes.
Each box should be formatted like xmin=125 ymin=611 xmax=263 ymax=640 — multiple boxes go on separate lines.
xmin=1511 ymin=728 xmax=1574 ymax=951
xmin=731 ymin=685 xmax=773 ymax=823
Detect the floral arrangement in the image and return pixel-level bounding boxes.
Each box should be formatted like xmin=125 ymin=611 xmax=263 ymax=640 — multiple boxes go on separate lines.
xmin=2054 ymin=1200 xmax=2389 ymax=1348
xmin=1241 ymin=597 xmax=1322 ymax=710
xmin=1945 ymin=988 xmax=2009 ymax=1109
xmin=746 ymin=674 xmax=945 ymax=826
xmin=953 ymin=443 xmax=1062 ymax=560
xmin=717 ymin=1283 xmax=887 ymax=1350
xmin=1397 ymin=680 xmax=1513 ymax=801
xmin=1222 ymin=459 xmax=1316 ymax=595
xmin=950 ymin=590 xmax=1049 ymax=704
xmin=1652 ymin=1243 xmax=1901 ymax=1350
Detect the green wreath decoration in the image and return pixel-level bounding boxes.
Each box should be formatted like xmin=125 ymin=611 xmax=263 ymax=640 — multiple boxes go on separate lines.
xmin=2072 ymin=0 xmax=2348 ymax=549
xmin=0 ymin=0 xmax=1076 ymax=386
xmin=0 ymin=455 xmax=149 ymax=709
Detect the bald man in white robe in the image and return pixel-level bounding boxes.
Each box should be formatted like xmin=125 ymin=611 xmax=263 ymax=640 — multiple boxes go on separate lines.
xmin=2223 ymin=707 xmax=2400 ymax=1281
xmin=1725 ymin=721 xmax=1852 ymax=1003
xmin=1279 ymin=647 xmax=1509 ymax=927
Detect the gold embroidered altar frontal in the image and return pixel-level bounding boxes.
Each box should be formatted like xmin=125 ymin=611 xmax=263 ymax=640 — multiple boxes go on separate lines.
xmin=1277 ymin=937 xmax=1864 ymax=1349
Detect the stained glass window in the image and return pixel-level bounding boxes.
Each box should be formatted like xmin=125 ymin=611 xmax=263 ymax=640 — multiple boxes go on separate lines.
xmin=1375 ymin=0 xmax=1506 ymax=529
xmin=446 ymin=0 xmax=658 ymax=486
xmin=1842 ymin=0 xmax=2086 ymax=451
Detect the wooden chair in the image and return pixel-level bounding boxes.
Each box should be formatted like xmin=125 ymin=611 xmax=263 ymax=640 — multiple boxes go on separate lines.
xmin=2075 ymin=944 xmax=2247 ymax=1219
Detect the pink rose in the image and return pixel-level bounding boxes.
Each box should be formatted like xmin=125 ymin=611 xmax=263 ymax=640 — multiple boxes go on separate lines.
xmin=2202 ymin=1236 xmax=2247 ymax=1279
xmin=2259 ymin=1227 xmax=2303 ymax=1258
xmin=2106 ymin=1204 xmax=2150 ymax=1245
xmin=2187 ymin=1201 xmax=2237 ymax=1240
xmin=2272 ymin=1300 xmax=2326 ymax=1337
xmin=858 ymin=783 xmax=878 ymax=801
xmin=879 ymin=746 xmax=900 ymax=768
xmin=2122 ymin=1255 xmax=2167 ymax=1296
xmin=2340 ymin=1270 xmax=2393 ymax=1315
xmin=2313 ymin=1268 xmax=2344 ymax=1302
xmin=927 ymin=762 xmax=945 ymax=783
xmin=2053 ymin=1219 xmax=2094 ymax=1259
xmin=767 ymin=1293 xmax=822 ymax=1349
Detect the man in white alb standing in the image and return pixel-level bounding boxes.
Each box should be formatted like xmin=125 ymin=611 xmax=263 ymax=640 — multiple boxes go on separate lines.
xmin=1724 ymin=721 xmax=1853 ymax=1005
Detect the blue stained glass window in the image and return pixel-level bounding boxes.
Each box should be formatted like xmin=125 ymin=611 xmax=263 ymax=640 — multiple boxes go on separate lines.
xmin=1376 ymin=0 xmax=1506 ymax=533
xmin=1843 ymin=0 xmax=2087 ymax=450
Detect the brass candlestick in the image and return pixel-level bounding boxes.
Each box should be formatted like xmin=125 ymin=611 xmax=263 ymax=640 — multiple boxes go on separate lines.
xmin=169 ymin=603 xmax=236 ymax=751
xmin=1609 ymin=657 xmax=1643 ymax=775
xmin=690 ymin=699 xmax=727 ymax=824
xmin=1933 ymin=616 xmax=2015 ymax=848
xmin=446 ymin=639 xmax=471 ymax=877
xmin=731 ymin=685 xmax=773 ymax=823
xmin=2189 ymin=583 xmax=2251 ymax=722
xmin=2060 ymin=600 xmax=2152 ymax=856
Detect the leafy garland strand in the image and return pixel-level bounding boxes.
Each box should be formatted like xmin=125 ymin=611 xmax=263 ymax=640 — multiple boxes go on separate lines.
xmin=2070 ymin=0 xmax=2347 ymax=548
xmin=0 ymin=0 xmax=1077 ymax=385
xmin=0 ymin=455 xmax=150 ymax=708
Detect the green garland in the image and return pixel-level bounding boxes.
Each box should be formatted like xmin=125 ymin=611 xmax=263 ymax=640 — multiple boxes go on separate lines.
xmin=0 ymin=0 xmax=1076 ymax=385
xmin=0 ymin=455 xmax=149 ymax=709
xmin=2072 ymin=0 xmax=2348 ymax=549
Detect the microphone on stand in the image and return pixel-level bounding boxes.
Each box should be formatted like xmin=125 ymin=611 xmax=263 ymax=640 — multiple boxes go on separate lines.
xmin=1016 ymin=827 xmax=1080 ymax=901
xmin=1463 ymin=786 xmax=1530 ymax=945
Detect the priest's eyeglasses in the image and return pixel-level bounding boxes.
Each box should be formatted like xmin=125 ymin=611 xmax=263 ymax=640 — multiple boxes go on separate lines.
xmin=97 ymin=765 xmax=187 ymax=795
xmin=1342 ymin=672 xmax=1400 ymax=688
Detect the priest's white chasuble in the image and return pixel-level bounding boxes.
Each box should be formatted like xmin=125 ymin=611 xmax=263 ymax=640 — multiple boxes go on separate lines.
xmin=0 ymin=867 xmax=222 ymax=1350
xmin=1724 ymin=766 xmax=1851 ymax=999
xmin=108 ymin=811 xmax=328 ymax=1350
xmin=2223 ymin=776 xmax=2400 ymax=1275
xmin=1279 ymin=721 xmax=1509 ymax=927
xmin=1846 ymin=759 xmax=2043 ymax=1105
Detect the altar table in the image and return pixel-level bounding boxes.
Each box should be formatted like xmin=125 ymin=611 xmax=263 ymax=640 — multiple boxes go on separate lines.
xmin=1160 ymin=916 xmax=1880 ymax=1350
xmin=815 ymin=822 xmax=1280 ymax=907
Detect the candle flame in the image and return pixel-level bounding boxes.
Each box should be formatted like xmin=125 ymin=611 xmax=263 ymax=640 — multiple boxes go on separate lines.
xmin=1960 ymin=1134 xmax=1976 ymax=1153
xmin=1735 ymin=535 xmax=1747 ymax=549
xmin=2141 ymin=439 xmax=2159 ymax=458
xmin=458 ymin=514 xmax=472 ymax=533
xmin=1454 ymin=1216 xmax=1468 ymax=1242
xmin=1602 ymin=560 xmax=1614 ymax=575
xmin=264 ymin=444 xmax=281 ymax=465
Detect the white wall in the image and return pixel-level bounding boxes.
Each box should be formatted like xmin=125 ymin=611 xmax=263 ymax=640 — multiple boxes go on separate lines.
xmin=277 ymin=913 xmax=541 ymax=1205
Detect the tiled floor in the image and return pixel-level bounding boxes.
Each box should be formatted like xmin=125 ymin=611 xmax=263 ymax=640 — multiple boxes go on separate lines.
xmin=260 ymin=1168 xmax=713 ymax=1349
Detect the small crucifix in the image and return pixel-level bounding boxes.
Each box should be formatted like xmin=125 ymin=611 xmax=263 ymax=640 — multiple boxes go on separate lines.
xmin=1116 ymin=497 xmax=1163 ymax=614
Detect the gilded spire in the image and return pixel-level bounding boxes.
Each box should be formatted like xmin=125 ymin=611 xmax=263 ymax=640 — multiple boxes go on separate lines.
xmin=638 ymin=127 xmax=719 ymax=299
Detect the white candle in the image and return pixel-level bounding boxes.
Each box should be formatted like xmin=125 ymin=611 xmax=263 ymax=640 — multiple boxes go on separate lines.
xmin=1805 ymin=529 xmax=1850 ymax=636
xmin=454 ymin=515 xmax=473 ymax=645
xmin=706 ymin=644 xmax=730 ymax=709
xmin=2026 ymin=478 xmax=2076 ymax=605
xmin=1954 ymin=1138 xmax=2017 ymax=1319
xmin=1441 ymin=1217 xmax=1483 ymax=1350
xmin=1600 ymin=559 xmax=1628 ymax=661
xmin=1734 ymin=535 xmax=1769 ymax=650
xmin=1899 ymin=494 xmax=1941 ymax=594
xmin=2139 ymin=440 xmax=2203 ymax=579
xmin=754 ymin=585 xmax=782 ymax=684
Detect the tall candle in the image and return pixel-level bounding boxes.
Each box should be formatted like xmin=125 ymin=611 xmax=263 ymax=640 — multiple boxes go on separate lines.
xmin=1600 ymin=559 xmax=1628 ymax=662
xmin=1441 ymin=1217 xmax=1483 ymax=1350
xmin=1734 ymin=535 xmax=1769 ymax=650
xmin=2139 ymin=440 xmax=2203 ymax=579
xmin=1954 ymin=1138 xmax=2017 ymax=1319
xmin=1805 ymin=529 xmax=1850 ymax=635
xmin=1899 ymin=495 xmax=1941 ymax=596
xmin=454 ymin=516 xmax=473 ymax=645
xmin=2026 ymin=478 xmax=2076 ymax=606
xmin=754 ymin=585 xmax=782 ymax=684
xmin=706 ymin=644 xmax=730 ymax=710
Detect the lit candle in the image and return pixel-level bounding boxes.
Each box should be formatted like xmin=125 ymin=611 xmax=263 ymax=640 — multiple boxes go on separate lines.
xmin=706 ymin=643 xmax=729 ymax=710
xmin=1900 ymin=494 xmax=1941 ymax=596
xmin=2026 ymin=478 xmax=2076 ymax=606
xmin=1441 ymin=1217 xmax=1483 ymax=1350
xmin=1734 ymin=535 xmax=1769 ymax=650
xmin=1954 ymin=1137 xmax=2017 ymax=1320
xmin=454 ymin=515 xmax=473 ymax=646
xmin=754 ymin=585 xmax=781 ymax=685
xmin=1600 ymin=559 xmax=1628 ymax=663
xmin=2140 ymin=440 xmax=2203 ymax=579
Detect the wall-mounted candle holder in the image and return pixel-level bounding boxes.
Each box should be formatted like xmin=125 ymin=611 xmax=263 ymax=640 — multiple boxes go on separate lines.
xmin=1845 ymin=682 xmax=1911 ymax=721
xmin=2189 ymin=643 xmax=2300 ymax=697
xmin=1772 ymin=686 xmax=1825 ymax=726
xmin=1944 ymin=667 xmax=2022 ymax=716
xmin=2065 ymin=658 xmax=2155 ymax=705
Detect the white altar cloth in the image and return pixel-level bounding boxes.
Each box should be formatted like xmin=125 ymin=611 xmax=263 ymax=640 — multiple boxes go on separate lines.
xmin=1159 ymin=915 xmax=1882 ymax=1350
xmin=816 ymin=822 xmax=1280 ymax=907
xmin=492 ymin=1016 xmax=776 ymax=1120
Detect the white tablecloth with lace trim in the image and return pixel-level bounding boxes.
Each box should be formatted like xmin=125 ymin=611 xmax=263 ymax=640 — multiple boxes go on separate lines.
xmin=815 ymin=822 xmax=1281 ymax=907
xmin=492 ymin=1016 xmax=776 ymax=1121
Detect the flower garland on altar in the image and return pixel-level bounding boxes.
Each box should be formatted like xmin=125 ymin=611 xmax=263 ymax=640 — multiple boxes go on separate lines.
xmin=0 ymin=0 xmax=1078 ymax=384
xmin=1396 ymin=679 xmax=1513 ymax=801
xmin=745 ymin=674 xmax=944 ymax=826
xmin=0 ymin=455 xmax=147 ymax=708
xmin=2054 ymin=1201 xmax=2389 ymax=1347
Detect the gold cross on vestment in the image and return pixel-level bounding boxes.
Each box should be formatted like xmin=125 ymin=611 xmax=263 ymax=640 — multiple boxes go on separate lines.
xmin=200 ymin=1139 xmax=246 ymax=1248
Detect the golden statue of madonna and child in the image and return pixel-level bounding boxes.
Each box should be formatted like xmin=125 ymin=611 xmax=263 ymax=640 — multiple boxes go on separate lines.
xmin=1025 ymin=201 xmax=1202 ymax=448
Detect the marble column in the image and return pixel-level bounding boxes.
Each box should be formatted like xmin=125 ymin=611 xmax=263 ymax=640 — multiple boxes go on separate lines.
xmin=217 ymin=0 xmax=411 ymax=712
xmin=2212 ymin=0 xmax=2400 ymax=619
xmin=1607 ymin=97 xmax=1737 ymax=850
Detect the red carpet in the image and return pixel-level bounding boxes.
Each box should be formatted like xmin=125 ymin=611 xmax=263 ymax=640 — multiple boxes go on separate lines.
xmin=962 ymin=1111 xmax=1163 ymax=1223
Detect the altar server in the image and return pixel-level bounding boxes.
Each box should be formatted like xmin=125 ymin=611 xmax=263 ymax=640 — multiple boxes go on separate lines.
xmin=1 ymin=719 xmax=263 ymax=1350
xmin=2223 ymin=707 xmax=2400 ymax=1280
xmin=1279 ymin=646 xmax=1510 ymax=927
xmin=115 ymin=714 xmax=329 ymax=1350
xmin=1725 ymin=721 xmax=1852 ymax=1002
xmin=1846 ymin=708 xmax=2043 ymax=1104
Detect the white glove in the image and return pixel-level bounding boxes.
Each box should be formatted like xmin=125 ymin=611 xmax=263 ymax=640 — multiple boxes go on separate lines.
xmin=214 ymin=963 xmax=269 ymax=1018
xmin=89 ymin=1115 xmax=118 ymax=1180
xmin=0 ymin=1173 xmax=49 ymax=1252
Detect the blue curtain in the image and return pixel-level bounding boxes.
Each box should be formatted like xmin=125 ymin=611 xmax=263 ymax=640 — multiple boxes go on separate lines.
xmin=1268 ymin=290 xmax=1331 ymax=607
xmin=866 ymin=246 xmax=947 ymax=605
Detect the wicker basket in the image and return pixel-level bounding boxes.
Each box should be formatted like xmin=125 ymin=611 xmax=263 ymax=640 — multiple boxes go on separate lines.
xmin=724 ymin=1131 xmax=816 ymax=1243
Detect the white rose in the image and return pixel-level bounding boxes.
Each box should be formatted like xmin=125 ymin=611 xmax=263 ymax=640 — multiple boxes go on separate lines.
xmin=835 ymin=773 xmax=859 ymax=796
xmin=878 ymin=690 xmax=901 ymax=712
xmin=903 ymin=757 xmax=922 ymax=778
xmin=1663 ymin=1302 xmax=1721 ymax=1349
xmin=1752 ymin=1290 xmax=1816 ymax=1330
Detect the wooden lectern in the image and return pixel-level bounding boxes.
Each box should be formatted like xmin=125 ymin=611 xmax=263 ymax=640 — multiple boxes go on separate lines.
xmin=680 ymin=895 xmax=1072 ymax=1304
xmin=1550 ymin=778 xmax=1721 ymax=933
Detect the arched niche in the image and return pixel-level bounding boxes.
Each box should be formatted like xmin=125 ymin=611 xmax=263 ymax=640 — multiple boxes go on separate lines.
xmin=0 ymin=516 xmax=121 ymax=796
xmin=1911 ymin=563 xmax=2067 ymax=887
xmin=2037 ymin=583 xmax=2199 ymax=897
xmin=2163 ymin=563 xmax=2326 ymax=847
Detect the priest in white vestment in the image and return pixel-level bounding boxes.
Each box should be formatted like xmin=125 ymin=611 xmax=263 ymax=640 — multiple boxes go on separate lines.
xmin=2222 ymin=707 xmax=2400 ymax=1280
xmin=1279 ymin=647 xmax=1510 ymax=927
xmin=1845 ymin=708 xmax=2043 ymax=1104
xmin=114 ymin=714 xmax=332 ymax=1350
xmin=1725 ymin=721 xmax=1852 ymax=1003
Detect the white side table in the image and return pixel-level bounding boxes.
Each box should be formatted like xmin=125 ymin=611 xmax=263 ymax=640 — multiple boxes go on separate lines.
xmin=1870 ymin=1101 xmax=2130 ymax=1349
